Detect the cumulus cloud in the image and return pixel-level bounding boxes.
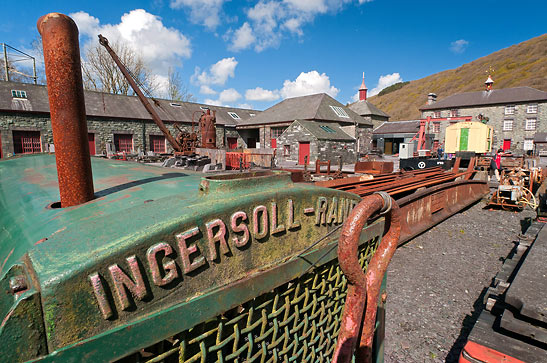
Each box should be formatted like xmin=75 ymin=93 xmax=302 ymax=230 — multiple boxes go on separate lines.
xmin=205 ymin=88 xmax=242 ymax=106
xmin=226 ymin=0 xmax=369 ymax=52
xmin=237 ymin=103 xmax=253 ymax=109
xmin=369 ymin=73 xmax=403 ymax=96
xmin=280 ymin=71 xmax=339 ymax=98
xmin=71 ymin=9 xmax=191 ymax=80
xmin=199 ymin=85 xmax=217 ymax=95
xmin=450 ymin=39 xmax=469 ymax=54
xmin=243 ymin=70 xmax=338 ymax=104
xmin=245 ymin=87 xmax=280 ymax=101
xmin=192 ymin=57 xmax=238 ymax=88
xmin=229 ymin=22 xmax=256 ymax=51
xmin=169 ymin=0 xmax=226 ymax=30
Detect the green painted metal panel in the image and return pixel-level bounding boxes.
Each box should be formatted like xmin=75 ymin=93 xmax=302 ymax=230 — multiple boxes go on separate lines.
xmin=0 ymin=154 xmax=385 ymax=362
xmin=459 ymin=128 xmax=469 ymax=151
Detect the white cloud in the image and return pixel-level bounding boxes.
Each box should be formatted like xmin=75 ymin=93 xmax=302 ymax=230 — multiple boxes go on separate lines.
xmin=450 ymin=39 xmax=469 ymax=54
xmin=169 ymin=0 xmax=227 ymax=30
xmin=237 ymin=103 xmax=253 ymax=109
xmin=226 ymin=0 xmax=369 ymax=52
xmin=369 ymin=73 xmax=403 ymax=96
xmin=71 ymin=9 xmax=191 ymax=77
xmin=205 ymin=88 xmax=242 ymax=106
xmin=245 ymin=87 xmax=280 ymax=101
xmin=199 ymin=85 xmax=217 ymax=95
xmin=229 ymin=22 xmax=256 ymax=51
xmin=280 ymin=70 xmax=339 ymax=98
xmin=192 ymin=57 xmax=238 ymax=87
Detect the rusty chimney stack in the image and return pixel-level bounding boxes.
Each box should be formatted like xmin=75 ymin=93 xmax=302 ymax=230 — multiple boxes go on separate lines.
xmin=359 ymin=72 xmax=367 ymax=101
xmin=38 ymin=13 xmax=94 ymax=207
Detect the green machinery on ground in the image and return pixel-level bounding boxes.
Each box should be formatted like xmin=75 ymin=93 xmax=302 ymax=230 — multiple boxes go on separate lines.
xmin=0 ymin=155 xmax=388 ymax=362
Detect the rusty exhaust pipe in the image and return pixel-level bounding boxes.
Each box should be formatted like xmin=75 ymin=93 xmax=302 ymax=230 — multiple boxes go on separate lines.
xmin=333 ymin=192 xmax=400 ymax=363
xmin=38 ymin=13 xmax=94 ymax=207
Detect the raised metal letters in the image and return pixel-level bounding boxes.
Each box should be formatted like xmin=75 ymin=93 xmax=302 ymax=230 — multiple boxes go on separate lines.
xmin=146 ymin=242 xmax=178 ymax=286
xmin=176 ymin=227 xmax=205 ymax=274
xmin=231 ymin=211 xmax=250 ymax=247
xmin=108 ymin=255 xmax=148 ymax=311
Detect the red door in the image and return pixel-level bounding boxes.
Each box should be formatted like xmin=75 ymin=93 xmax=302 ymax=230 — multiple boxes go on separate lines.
xmin=149 ymin=135 xmax=166 ymax=153
xmin=503 ymin=139 xmax=511 ymax=151
xmin=227 ymin=137 xmax=238 ymax=149
xmin=271 ymin=138 xmax=277 ymax=148
xmin=88 ymin=133 xmax=95 ymax=155
xmin=13 ymin=131 xmax=41 ymax=154
xmin=298 ymin=142 xmax=310 ymax=165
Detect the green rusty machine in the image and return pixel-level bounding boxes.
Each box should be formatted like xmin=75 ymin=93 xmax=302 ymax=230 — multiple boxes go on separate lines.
xmin=0 ymin=13 xmax=401 ymax=363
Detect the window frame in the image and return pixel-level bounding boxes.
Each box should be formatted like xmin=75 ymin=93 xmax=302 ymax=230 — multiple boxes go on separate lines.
xmin=523 ymin=138 xmax=534 ymax=151
xmin=450 ymin=109 xmax=459 ymax=117
xmin=433 ymin=122 xmax=440 ymax=133
xmin=283 ymin=145 xmax=290 ymax=156
xmin=526 ymin=104 xmax=538 ymax=114
xmin=228 ymin=112 xmax=241 ymax=120
xmin=434 ymin=111 xmax=441 ymax=118
xmin=525 ymin=118 xmax=537 ymax=131
xmin=503 ymin=119 xmax=514 ymax=131
xmin=505 ymin=105 xmax=515 ymax=115
xmin=11 ymin=90 xmax=27 ymax=99
xmin=330 ymin=105 xmax=350 ymax=118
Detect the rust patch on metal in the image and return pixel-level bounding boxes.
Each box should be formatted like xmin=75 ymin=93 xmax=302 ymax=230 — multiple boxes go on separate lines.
xmin=38 ymin=13 xmax=94 ymax=207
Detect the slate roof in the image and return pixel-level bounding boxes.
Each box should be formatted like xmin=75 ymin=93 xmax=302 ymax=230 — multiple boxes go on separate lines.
xmin=373 ymin=120 xmax=420 ymax=134
xmin=1 ymin=81 xmax=258 ymax=126
xmin=296 ymin=120 xmax=355 ymax=141
xmin=348 ymin=99 xmax=390 ymax=118
xmin=421 ymin=87 xmax=547 ymax=111
xmin=533 ymin=132 xmax=547 ymax=143
xmin=237 ymin=93 xmax=370 ymax=126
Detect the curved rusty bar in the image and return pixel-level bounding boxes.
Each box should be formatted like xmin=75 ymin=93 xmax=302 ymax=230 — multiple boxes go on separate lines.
xmin=38 ymin=13 xmax=94 ymax=207
xmin=333 ymin=192 xmax=400 ymax=362
xmin=360 ymin=200 xmax=400 ymax=362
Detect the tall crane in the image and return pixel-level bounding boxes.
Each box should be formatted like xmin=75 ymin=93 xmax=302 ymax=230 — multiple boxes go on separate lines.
xmin=98 ymin=34 xmax=195 ymax=153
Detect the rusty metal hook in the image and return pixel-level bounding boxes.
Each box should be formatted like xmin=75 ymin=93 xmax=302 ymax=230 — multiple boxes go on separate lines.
xmin=333 ymin=191 xmax=401 ymax=363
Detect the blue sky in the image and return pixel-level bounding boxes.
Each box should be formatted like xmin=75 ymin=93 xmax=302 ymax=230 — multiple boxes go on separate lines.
xmin=2 ymin=0 xmax=546 ymax=110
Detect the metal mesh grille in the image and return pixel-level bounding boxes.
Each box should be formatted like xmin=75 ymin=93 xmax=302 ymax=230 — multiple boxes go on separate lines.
xmin=117 ymin=237 xmax=379 ymax=363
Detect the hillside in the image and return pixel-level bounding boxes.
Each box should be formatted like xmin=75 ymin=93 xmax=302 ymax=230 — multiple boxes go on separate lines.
xmin=369 ymin=34 xmax=547 ymax=121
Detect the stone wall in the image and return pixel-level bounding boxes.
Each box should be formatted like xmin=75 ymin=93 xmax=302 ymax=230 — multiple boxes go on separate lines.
xmin=0 ymin=111 xmax=234 ymax=157
xmin=422 ymin=100 xmax=546 ymax=153
xmin=275 ymin=121 xmax=356 ymax=165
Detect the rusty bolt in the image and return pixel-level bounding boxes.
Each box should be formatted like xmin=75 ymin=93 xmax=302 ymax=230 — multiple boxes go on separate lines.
xmin=9 ymin=275 xmax=28 ymax=294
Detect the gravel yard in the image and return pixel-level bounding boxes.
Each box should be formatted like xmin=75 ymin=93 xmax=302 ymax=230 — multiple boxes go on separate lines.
xmin=383 ymin=199 xmax=536 ymax=362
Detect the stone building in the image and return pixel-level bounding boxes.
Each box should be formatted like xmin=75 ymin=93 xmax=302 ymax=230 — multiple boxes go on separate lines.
xmin=372 ymin=120 xmax=426 ymax=155
xmin=420 ymin=81 xmax=547 ymax=154
xmin=0 ymin=81 xmax=258 ymax=158
xmin=348 ymin=74 xmax=390 ymax=130
xmin=235 ymin=93 xmax=371 ymax=162
xmin=275 ymin=120 xmax=357 ymax=165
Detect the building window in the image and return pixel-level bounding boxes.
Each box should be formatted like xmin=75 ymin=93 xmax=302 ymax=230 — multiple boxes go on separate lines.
xmin=524 ymin=139 xmax=534 ymax=151
xmin=271 ymin=127 xmax=287 ymax=139
xmin=433 ymin=122 xmax=440 ymax=133
xmin=283 ymin=145 xmax=290 ymax=156
xmin=527 ymin=104 xmax=538 ymax=114
xmin=319 ymin=125 xmax=336 ymax=133
xmin=330 ymin=105 xmax=350 ymax=118
xmin=450 ymin=109 xmax=459 ymax=117
xmin=170 ymin=103 xmax=182 ymax=107
xmin=114 ymin=134 xmax=133 ymax=152
xmin=505 ymin=105 xmax=515 ymax=115
xmin=503 ymin=120 xmax=513 ymax=131
xmin=525 ymin=118 xmax=537 ymax=131
xmin=434 ymin=111 xmax=441 ymax=118
xmin=11 ymin=90 xmax=27 ymax=99
xmin=149 ymin=135 xmax=166 ymax=153
xmin=249 ymin=113 xmax=256 ymax=117
xmin=13 ymin=130 xmax=41 ymax=154
xmin=227 ymin=137 xmax=238 ymax=149
xmin=228 ymin=112 xmax=240 ymax=120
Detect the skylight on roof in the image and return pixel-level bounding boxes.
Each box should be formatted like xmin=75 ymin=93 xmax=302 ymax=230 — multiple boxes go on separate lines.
xmin=170 ymin=102 xmax=182 ymax=107
xmin=330 ymin=105 xmax=349 ymax=118
xmin=319 ymin=125 xmax=336 ymax=133
xmin=228 ymin=112 xmax=240 ymax=120
xmin=11 ymin=90 xmax=27 ymax=99
xmin=200 ymin=106 xmax=209 ymax=110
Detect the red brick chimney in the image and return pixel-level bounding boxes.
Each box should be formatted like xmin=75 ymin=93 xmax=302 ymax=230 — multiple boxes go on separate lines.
xmin=359 ymin=72 xmax=367 ymax=101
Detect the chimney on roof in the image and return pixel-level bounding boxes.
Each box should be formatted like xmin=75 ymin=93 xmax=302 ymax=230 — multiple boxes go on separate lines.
xmin=359 ymin=72 xmax=367 ymax=101
xmin=485 ymin=75 xmax=494 ymax=91
xmin=427 ymin=93 xmax=437 ymax=105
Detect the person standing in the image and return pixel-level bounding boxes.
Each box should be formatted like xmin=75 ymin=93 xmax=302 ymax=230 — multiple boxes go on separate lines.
xmin=490 ymin=148 xmax=503 ymax=181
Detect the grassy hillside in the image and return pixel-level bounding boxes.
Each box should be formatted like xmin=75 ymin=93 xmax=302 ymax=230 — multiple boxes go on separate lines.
xmin=369 ymin=34 xmax=547 ymax=121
